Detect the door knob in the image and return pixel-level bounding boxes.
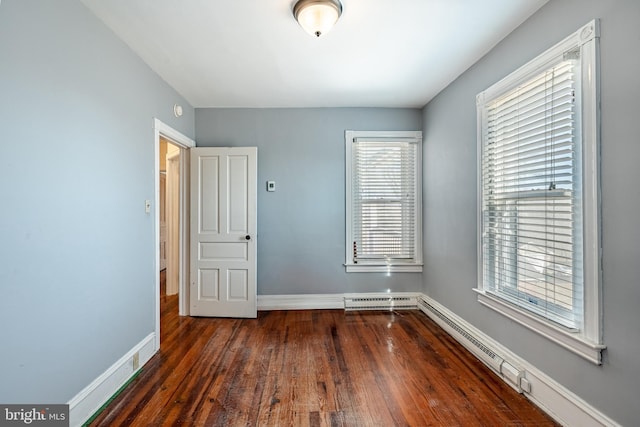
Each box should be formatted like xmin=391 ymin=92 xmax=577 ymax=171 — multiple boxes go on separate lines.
xmin=245 ymin=235 xmax=251 ymax=240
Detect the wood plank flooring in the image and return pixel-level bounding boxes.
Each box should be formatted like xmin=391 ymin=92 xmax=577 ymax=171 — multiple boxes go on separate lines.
xmin=89 ymin=286 xmax=558 ymax=426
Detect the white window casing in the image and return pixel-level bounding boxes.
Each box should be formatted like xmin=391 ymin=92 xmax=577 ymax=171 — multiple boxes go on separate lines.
xmin=345 ymin=130 xmax=423 ymax=273
xmin=475 ymin=20 xmax=604 ymax=364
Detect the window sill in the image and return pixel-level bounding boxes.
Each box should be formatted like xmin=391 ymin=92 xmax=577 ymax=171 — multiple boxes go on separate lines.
xmin=473 ymin=288 xmax=605 ymax=364
xmin=345 ymin=263 xmax=423 ymax=273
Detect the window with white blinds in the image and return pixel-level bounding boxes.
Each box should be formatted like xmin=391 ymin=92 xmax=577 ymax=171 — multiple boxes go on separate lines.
xmin=482 ymin=58 xmax=580 ymax=328
xmin=345 ymin=131 xmax=422 ymax=273
xmin=476 ymin=20 xmax=603 ymax=363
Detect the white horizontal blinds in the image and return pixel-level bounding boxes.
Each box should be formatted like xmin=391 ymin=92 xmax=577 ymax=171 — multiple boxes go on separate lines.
xmin=482 ymin=58 xmax=583 ymax=328
xmin=352 ymin=139 xmax=417 ymax=262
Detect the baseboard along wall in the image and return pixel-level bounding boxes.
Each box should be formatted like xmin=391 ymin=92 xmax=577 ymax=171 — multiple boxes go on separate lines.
xmin=416 ymin=295 xmax=619 ymax=427
xmin=67 ymin=333 xmax=156 ymax=427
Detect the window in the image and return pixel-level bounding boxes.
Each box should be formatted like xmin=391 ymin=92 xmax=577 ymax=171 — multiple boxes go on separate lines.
xmin=476 ymin=20 xmax=604 ymax=363
xmin=345 ymin=130 xmax=422 ymax=273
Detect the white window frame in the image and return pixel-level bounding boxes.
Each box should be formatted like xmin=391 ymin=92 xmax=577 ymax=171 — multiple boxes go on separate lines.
xmin=345 ymin=130 xmax=423 ymax=273
xmin=475 ymin=20 xmax=604 ymax=364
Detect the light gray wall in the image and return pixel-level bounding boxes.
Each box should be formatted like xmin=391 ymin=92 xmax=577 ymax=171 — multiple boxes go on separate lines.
xmin=196 ymin=108 xmax=423 ymax=295
xmin=421 ymin=0 xmax=640 ymax=424
xmin=0 ymin=0 xmax=194 ymax=403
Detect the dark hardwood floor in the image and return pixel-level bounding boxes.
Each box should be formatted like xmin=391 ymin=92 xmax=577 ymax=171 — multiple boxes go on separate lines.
xmin=89 ymin=277 xmax=558 ymax=426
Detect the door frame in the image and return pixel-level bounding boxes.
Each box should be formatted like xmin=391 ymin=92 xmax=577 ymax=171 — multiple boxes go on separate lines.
xmin=165 ymin=147 xmax=181 ymax=295
xmin=153 ymin=118 xmax=195 ymax=351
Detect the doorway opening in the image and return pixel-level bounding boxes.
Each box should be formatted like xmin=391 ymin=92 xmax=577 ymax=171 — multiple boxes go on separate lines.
xmin=159 ymin=138 xmax=181 ymax=299
xmin=154 ymin=119 xmax=195 ymax=351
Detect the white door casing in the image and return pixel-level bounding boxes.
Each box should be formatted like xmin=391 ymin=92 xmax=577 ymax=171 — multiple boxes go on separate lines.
xmin=166 ymin=147 xmax=180 ymax=295
xmin=159 ymin=174 xmax=167 ymax=271
xmin=154 ymin=119 xmax=195 ymax=351
xmin=190 ymin=147 xmax=257 ymax=318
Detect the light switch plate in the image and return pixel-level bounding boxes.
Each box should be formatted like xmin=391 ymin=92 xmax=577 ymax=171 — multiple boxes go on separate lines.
xmin=267 ymin=181 xmax=276 ymax=192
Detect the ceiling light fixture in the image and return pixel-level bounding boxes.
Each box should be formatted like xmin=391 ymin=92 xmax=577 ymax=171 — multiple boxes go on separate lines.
xmin=293 ymin=0 xmax=343 ymax=38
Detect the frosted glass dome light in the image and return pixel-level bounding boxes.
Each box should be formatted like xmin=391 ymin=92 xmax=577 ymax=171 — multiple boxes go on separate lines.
xmin=293 ymin=0 xmax=343 ymax=38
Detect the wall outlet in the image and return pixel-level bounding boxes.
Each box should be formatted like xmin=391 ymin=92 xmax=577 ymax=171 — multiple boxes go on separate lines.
xmin=132 ymin=352 xmax=140 ymax=370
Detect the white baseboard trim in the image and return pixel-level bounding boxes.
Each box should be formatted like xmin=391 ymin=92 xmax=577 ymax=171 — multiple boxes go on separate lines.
xmin=67 ymin=333 xmax=157 ymax=427
xmin=418 ymin=294 xmax=619 ymax=427
xmin=258 ymin=294 xmax=344 ymax=310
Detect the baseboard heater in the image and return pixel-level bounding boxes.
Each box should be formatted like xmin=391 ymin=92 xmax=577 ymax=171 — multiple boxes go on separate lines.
xmin=344 ymin=295 xmax=418 ymax=311
xmin=417 ymin=297 xmax=529 ymax=393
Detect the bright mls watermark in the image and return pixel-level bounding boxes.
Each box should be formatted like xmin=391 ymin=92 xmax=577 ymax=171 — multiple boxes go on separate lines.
xmin=0 ymin=405 xmax=68 ymax=426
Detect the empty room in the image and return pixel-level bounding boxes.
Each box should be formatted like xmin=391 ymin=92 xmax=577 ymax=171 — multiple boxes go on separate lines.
xmin=1 ymin=0 xmax=638 ymax=426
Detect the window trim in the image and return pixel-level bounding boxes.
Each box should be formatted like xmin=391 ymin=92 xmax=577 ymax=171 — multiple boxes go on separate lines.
xmin=475 ymin=20 xmax=603 ymax=363
xmin=345 ymin=130 xmax=423 ymax=273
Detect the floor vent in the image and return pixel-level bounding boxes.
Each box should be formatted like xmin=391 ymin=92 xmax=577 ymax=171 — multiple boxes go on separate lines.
xmin=418 ymin=297 xmax=526 ymax=392
xmin=344 ymin=295 xmax=418 ymax=311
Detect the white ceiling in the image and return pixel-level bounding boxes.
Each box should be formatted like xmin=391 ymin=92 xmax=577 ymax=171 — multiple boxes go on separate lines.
xmin=81 ymin=0 xmax=548 ymax=109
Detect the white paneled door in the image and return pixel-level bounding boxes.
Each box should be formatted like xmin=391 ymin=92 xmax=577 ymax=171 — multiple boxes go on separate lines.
xmin=190 ymin=147 xmax=257 ymax=318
